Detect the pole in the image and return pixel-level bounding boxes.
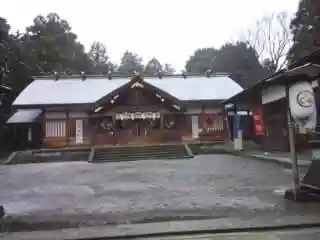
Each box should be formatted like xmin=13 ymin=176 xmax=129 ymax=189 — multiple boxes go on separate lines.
xmin=287 ymin=100 xmax=300 ymax=199
xmin=233 ymin=105 xmax=237 ymax=141
xmin=223 ymin=107 xmax=232 ymax=141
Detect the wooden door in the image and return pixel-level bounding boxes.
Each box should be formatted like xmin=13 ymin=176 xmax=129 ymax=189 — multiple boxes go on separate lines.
xmin=125 ymin=120 xmax=145 ymax=144
xmin=264 ymin=113 xmax=288 ymax=151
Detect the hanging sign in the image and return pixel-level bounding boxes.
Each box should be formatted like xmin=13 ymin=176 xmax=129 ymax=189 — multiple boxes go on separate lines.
xmin=252 ymin=108 xmax=264 ymax=136
xmin=75 ymin=119 xmax=84 ymax=144
xmin=289 ymin=82 xmax=317 ymax=129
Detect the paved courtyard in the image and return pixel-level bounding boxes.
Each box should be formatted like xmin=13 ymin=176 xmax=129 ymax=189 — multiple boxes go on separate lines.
xmin=0 ymin=154 xmax=319 ymax=230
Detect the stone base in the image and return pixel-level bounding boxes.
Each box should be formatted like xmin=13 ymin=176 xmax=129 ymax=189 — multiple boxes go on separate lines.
xmin=284 ymin=188 xmax=320 ymax=202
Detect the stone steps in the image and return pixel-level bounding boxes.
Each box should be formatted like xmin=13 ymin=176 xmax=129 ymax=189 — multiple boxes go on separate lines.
xmin=91 ymin=144 xmax=193 ymax=162
xmin=7 ymin=148 xmax=91 ymax=164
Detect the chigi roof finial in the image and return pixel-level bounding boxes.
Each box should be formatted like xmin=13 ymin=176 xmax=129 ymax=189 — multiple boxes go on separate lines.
xmin=107 ymin=70 xmax=112 ymax=80
xmin=53 ymin=71 xmax=60 ymax=81
xmin=133 ymin=70 xmax=140 ymax=77
xmin=181 ymin=70 xmax=186 ymax=79
xmin=205 ymin=69 xmax=213 ymax=77
xmin=80 ymin=71 xmax=86 ymax=80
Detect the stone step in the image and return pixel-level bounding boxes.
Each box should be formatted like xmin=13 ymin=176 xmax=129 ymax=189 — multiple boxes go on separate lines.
xmin=95 ymin=145 xmax=184 ymax=152
xmin=93 ymin=153 xmax=189 ymax=161
xmin=94 ymin=154 xmax=191 ymax=163
xmin=7 ymin=149 xmax=91 ymax=164
xmin=94 ymin=152 xmax=187 ymax=159
xmin=94 ymin=152 xmax=188 ymax=160
xmin=92 ymin=144 xmax=192 ymax=162
xmin=94 ymin=145 xmax=187 ymax=154
xmin=94 ymin=148 xmax=186 ymax=155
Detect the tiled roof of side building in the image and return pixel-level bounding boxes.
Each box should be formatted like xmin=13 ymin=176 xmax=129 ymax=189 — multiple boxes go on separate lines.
xmin=12 ymin=74 xmax=243 ymax=106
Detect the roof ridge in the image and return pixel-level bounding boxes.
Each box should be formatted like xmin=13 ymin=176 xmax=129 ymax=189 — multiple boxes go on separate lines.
xmin=33 ymin=72 xmax=231 ymax=80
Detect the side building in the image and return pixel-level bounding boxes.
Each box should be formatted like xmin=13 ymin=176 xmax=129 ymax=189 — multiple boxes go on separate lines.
xmin=223 ymin=49 xmax=320 ymax=152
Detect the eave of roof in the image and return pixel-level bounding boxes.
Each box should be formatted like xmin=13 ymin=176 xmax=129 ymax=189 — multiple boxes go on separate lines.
xmin=7 ymin=109 xmax=42 ymax=124
xmin=0 ymin=84 xmax=11 ymax=91
xmin=11 ymin=103 xmax=94 ymax=111
xmin=222 ymin=63 xmax=320 ymax=105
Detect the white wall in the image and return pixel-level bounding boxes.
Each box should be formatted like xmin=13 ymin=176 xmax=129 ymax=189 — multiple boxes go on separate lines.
xmin=186 ymin=107 xmax=222 ymax=114
xmin=261 ymin=80 xmax=319 ymax=105
xmin=261 ymin=85 xmax=286 ymax=104
xmin=191 ymin=116 xmax=199 ymax=139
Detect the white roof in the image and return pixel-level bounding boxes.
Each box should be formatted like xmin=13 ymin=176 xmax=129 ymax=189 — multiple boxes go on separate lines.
xmin=13 ymin=76 xmax=243 ymax=106
xmin=145 ymin=76 xmax=243 ymax=101
xmin=7 ymin=109 xmax=42 ymax=123
xmin=13 ymin=78 xmax=130 ymax=106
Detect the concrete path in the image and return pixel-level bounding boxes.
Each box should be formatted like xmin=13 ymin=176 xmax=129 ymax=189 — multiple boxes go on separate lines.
xmin=1 ymin=215 xmax=320 ymax=239
xmin=245 ymin=151 xmax=312 ymax=168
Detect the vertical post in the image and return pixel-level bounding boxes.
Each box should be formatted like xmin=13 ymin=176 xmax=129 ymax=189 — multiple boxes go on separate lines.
xmin=112 ymin=115 xmax=118 ymax=144
xmin=232 ymin=105 xmax=237 ymax=141
xmin=224 ymin=107 xmax=232 ymax=141
xmin=286 ymin=85 xmax=300 ymax=198
xmin=66 ymin=111 xmax=69 ymax=146
xmin=160 ymin=114 xmax=164 ymax=129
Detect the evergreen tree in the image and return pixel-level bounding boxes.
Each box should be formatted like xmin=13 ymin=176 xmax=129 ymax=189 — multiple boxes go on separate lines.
xmin=288 ymin=0 xmax=320 ymax=63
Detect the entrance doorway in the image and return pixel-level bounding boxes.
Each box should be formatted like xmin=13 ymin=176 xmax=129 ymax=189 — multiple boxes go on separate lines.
xmin=117 ymin=118 xmax=159 ymax=144
xmin=133 ymin=120 xmax=144 ymax=137
xmin=126 ymin=120 xmax=147 ymax=144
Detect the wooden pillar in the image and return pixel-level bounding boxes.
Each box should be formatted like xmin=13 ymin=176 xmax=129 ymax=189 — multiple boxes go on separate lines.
xmin=160 ymin=114 xmax=164 ymax=129
xmin=232 ymin=105 xmax=237 ymax=141
xmin=66 ymin=111 xmax=70 ymax=146
xmin=112 ymin=114 xmax=118 ymax=144
xmin=224 ymin=107 xmax=232 ymax=141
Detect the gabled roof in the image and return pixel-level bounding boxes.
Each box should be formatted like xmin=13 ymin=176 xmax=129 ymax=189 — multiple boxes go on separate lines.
xmin=13 ymin=78 xmax=130 ymax=106
xmin=12 ymin=74 xmax=243 ymax=107
xmin=144 ymin=76 xmax=242 ymax=101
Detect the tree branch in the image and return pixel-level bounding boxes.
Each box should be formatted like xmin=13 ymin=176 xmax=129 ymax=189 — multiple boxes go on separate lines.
xmin=244 ymin=12 xmax=292 ymax=72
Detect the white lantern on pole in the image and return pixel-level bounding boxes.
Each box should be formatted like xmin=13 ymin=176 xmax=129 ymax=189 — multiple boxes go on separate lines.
xmin=289 ymin=81 xmax=317 ymax=130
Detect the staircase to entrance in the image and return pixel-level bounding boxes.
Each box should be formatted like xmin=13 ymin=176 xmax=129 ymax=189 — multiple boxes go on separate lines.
xmin=91 ymin=143 xmax=194 ymax=162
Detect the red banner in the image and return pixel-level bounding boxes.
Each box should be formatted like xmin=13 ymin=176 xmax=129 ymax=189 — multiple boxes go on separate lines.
xmin=252 ymin=108 xmax=264 ymax=136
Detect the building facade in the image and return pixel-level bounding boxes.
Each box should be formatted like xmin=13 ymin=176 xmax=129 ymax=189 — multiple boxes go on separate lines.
xmin=224 ymin=58 xmax=320 ymax=152
xmin=8 ymin=74 xmax=243 ymax=149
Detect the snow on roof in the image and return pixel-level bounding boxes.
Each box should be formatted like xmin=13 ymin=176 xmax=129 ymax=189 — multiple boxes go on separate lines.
xmin=13 ymin=78 xmax=130 ymax=106
xmin=144 ymin=76 xmax=243 ymax=101
xmin=13 ymin=75 xmax=243 ymax=106
xmin=7 ymin=109 xmax=42 ymax=123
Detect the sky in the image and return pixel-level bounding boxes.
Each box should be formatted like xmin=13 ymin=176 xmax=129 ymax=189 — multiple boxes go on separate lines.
xmin=1 ymin=0 xmax=300 ymax=71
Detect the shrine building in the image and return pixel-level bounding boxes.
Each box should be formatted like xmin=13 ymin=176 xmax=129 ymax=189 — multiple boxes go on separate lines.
xmin=7 ymin=73 xmax=242 ymax=149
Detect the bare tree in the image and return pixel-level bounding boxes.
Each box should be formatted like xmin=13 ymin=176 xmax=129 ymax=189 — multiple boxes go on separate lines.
xmin=244 ymin=12 xmax=291 ymax=72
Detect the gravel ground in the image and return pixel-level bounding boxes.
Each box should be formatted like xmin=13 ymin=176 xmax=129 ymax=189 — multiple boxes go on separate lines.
xmin=0 ymin=154 xmax=318 ymax=231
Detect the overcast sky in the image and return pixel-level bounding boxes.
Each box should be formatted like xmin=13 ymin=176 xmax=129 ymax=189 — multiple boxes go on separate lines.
xmin=1 ymin=0 xmax=300 ymax=71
